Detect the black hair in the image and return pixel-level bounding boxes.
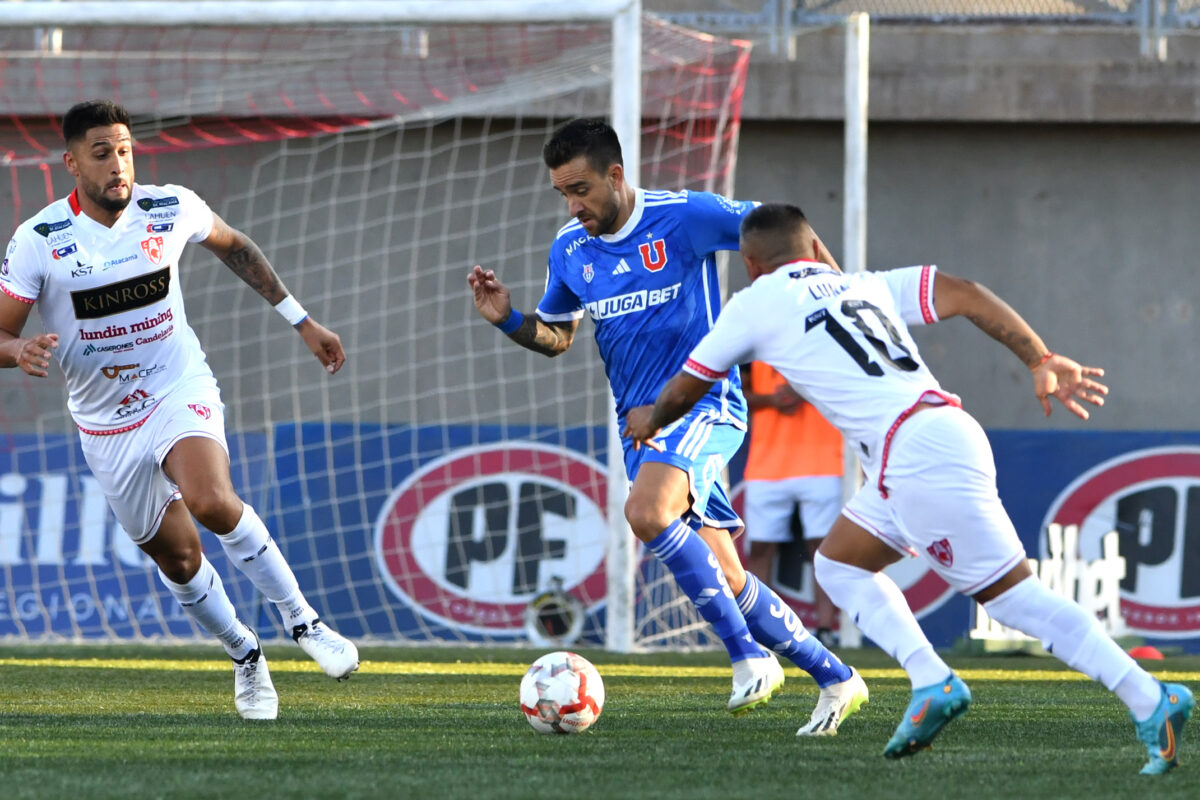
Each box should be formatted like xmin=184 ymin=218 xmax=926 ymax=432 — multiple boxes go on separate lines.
xmin=739 ymin=203 xmax=808 ymax=239
xmin=542 ymin=118 xmax=623 ymax=174
xmin=62 ymin=100 xmax=132 ymax=145
xmin=740 ymin=204 xmax=814 ymax=267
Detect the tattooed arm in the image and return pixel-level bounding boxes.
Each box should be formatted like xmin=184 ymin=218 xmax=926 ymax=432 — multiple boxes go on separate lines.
xmin=200 ymin=213 xmax=289 ymax=303
xmin=505 ymin=314 xmax=579 ymax=357
xmin=200 ymin=212 xmax=346 ymax=374
xmin=932 ymin=270 xmax=1106 ymax=419
xmin=468 ymin=264 xmax=578 ymax=357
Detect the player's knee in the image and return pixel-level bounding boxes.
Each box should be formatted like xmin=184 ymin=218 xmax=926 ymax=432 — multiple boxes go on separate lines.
xmin=154 ymin=546 xmax=202 ymax=584
xmin=813 ymin=550 xmax=865 ymax=585
xmin=183 ymin=486 xmax=243 ymax=533
xmin=623 ymin=495 xmax=674 ymax=542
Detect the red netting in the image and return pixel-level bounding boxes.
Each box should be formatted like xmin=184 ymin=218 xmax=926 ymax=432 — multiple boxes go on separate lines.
xmin=0 ymin=15 xmax=754 ymax=648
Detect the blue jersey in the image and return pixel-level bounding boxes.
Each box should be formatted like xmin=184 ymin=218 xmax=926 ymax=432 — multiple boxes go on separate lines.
xmin=536 ymin=188 xmax=752 ymax=428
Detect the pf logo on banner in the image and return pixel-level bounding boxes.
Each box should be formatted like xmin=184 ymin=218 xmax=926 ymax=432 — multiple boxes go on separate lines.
xmin=372 ymin=443 xmax=607 ymax=636
xmin=1042 ymin=446 xmax=1200 ymax=638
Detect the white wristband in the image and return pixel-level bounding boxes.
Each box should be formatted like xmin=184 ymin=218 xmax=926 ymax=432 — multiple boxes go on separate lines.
xmin=274 ymin=295 xmax=308 ymax=326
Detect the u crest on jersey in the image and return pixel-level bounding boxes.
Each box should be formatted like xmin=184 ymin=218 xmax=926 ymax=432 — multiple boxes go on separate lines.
xmin=582 ymin=262 xmax=594 ymax=283
xmin=638 ymin=238 xmax=667 ymax=272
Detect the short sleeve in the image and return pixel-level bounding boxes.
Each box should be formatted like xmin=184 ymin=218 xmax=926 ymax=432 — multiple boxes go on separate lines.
xmin=167 ymin=184 xmax=215 ymax=243
xmin=535 ymin=246 xmax=584 ymax=323
xmin=683 ymin=290 xmax=756 ymax=381
xmin=0 ymin=227 xmax=43 ymax=304
xmin=878 ymin=264 xmax=939 ymax=327
xmin=681 ymin=192 xmax=758 ymax=257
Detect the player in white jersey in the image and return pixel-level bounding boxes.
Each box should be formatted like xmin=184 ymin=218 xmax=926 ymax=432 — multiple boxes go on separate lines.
xmin=626 ymin=204 xmax=1192 ymax=774
xmin=0 ymin=100 xmax=359 ymax=720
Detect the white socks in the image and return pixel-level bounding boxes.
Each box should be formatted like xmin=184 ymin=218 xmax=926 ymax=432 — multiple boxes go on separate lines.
xmin=159 ymin=555 xmax=254 ymax=660
xmin=983 ymin=575 xmax=1161 ymax=720
xmin=814 ymin=552 xmax=951 ymax=689
xmin=815 ymin=553 xmax=1164 ymax=721
xmin=217 ymin=503 xmax=317 ymax=630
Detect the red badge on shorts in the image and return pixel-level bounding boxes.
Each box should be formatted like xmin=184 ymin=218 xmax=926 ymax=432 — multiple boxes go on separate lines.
xmin=926 ymin=538 xmax=954 ymax=568
xmin=188 ymin=403 xmax=211 ymax=420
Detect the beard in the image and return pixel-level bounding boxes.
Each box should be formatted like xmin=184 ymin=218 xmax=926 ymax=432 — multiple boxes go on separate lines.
xmin=86 ymin=182 xmax=132 ymax=213
xmin=594 ymin=197 xmax=621 ymax=235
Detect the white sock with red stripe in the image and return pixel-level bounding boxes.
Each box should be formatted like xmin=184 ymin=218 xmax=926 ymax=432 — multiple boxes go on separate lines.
xmin=983 ymin=575 xmax=1160 ymax=719
xmin=815 ymin=552 xmax=951 ymax=689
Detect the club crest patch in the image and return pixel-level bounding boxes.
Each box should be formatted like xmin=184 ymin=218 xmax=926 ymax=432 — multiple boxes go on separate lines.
xmin=140 ymin=236 xmax=164 ymax=266
xmin=926 ymin=538 xmax=954 ymax=568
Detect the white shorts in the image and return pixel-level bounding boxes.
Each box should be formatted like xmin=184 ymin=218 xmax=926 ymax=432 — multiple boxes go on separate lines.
xmin=744 ymin=475 xmax=842 ymax=543
xmin=78 ymin=377 xmax=228 ymax=545
xmin=841 ymin=405 xmax=1026 ymax=596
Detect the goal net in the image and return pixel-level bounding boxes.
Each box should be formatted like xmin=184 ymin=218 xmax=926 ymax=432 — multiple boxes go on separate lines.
xmin=0 ymin=3 xmax=750 ymax=650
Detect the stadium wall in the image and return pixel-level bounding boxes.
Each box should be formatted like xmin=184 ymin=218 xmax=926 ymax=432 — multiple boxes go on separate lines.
xmin=732 ymin=119 xmax=1197 ymax=432
xmin=738 ymin=25 xmax=1200 ymax=124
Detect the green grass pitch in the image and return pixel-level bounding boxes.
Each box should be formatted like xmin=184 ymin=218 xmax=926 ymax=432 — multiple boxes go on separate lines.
xmin=2 ymin=645 xmax=1198 ymax=799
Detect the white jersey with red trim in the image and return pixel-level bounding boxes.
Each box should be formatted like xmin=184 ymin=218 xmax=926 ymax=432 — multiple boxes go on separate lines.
xmin=684 ymin=262 xmax=955 ymax=482
xmin=1 ymin=184 xmax=216 ymax=433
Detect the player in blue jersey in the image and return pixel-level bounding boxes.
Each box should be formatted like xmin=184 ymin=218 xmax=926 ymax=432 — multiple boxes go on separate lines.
xmin=469 ymin=119 xmax=868 ymax=733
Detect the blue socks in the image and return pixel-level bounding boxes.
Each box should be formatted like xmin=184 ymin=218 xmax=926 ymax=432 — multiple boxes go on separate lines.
xmin=647 ymin=521 xmax=763 ymax=663
xmin=737 ymin=573 xmax=852 ymax=688
xmin=646 ymin=521 xmax=852 ymax=686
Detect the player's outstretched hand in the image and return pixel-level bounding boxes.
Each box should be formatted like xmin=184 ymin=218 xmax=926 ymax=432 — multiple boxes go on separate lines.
xmin=468 ymin=265 xmax=512 ymax=325
xmin=297 ymin=319 xmax=346 ymax=374
xmin=17 ymin=333 xmax=58 ymax=378
xmin=1031 ymin=352 xmax=1107 ymax=420
xmin=622 ymin=405 xmax=665 ymax=452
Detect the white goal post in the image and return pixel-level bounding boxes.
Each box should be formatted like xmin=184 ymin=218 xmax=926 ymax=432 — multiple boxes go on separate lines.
xmin=0 ymin=1 xmax=751 ymax=652
xmin=839 ymin=11 xmax=869 ymax=648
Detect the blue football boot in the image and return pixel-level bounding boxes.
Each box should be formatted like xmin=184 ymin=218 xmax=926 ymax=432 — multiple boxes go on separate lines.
xmin=1134 ymin=682 xmax=1193 ymax=775
xmin=883 ymin=673 xmax=972 ymax=759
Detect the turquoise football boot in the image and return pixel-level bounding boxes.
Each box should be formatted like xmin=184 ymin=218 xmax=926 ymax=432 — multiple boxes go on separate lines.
xmin=1134 ymin=682 xmax=1193 ymax=775
xmin=883 ymin=673 xmax=972 ymax=759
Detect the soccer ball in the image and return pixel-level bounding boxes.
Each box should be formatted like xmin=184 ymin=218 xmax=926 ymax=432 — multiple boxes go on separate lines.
xmin=519 ymin=651 xmax=605 ymax=734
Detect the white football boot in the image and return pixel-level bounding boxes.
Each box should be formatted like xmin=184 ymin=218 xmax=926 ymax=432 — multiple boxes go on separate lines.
xmin=796 ymin=666 xmax=869 ymax=737
xmin=293 ymin=618 xmax=360 ymax=680
xmin=233 ymin=641 xmax=279 ymax=720
xmin=728 ymin=651 xmax=785 ymax=715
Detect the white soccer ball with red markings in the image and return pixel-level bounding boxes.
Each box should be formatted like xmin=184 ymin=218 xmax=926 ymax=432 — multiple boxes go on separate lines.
xmin=519 ymin=651 xmax=605 ymax=734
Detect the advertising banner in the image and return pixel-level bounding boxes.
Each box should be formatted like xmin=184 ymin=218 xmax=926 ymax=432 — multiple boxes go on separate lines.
xmin=4 ymin=426 xmax=1198 ymax=652
xmin=0 ymin=433 xmax=269 ymax=638
xmin=729 ymin=431 xmax=1200 ymax=651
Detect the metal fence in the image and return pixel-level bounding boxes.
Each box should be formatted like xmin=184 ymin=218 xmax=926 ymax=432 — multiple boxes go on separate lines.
xmin=653 ymin=0 xmax=1195 ymax=59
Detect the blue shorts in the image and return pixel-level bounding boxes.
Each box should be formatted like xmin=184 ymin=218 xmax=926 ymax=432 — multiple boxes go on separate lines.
xmin=623 ymin=408 xmax=745 ymax=534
